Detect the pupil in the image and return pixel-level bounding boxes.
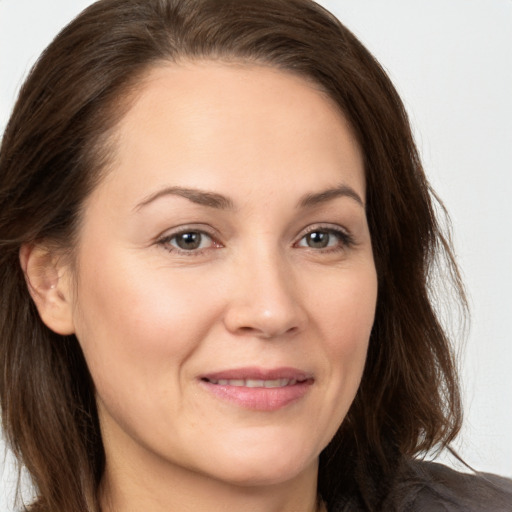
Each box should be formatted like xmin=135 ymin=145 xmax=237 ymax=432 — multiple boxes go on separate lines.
xmin=308 ymin=232 xmax=328 ymax=248
xmin=177 ymin=232 xmax=201 ymax=250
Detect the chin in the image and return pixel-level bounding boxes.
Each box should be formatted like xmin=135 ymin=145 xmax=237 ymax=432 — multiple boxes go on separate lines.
xmin=195 ymin=441 xmax=319 ymax=488
xmin=214 ymin=461 xmax=316 ymax=488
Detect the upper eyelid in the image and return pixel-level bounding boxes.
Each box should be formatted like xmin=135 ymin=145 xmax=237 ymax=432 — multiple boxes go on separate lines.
xmin=296 ymin=223 xmax=351 ymax=239
xmin=156 ymin=224 xmax=219 ymax=241
xmin=295 ymin=224 xmax=356 ymax=248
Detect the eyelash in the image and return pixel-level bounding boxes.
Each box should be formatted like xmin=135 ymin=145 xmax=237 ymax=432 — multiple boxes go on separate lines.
xmin=156 ymin=225 xmax=355 ymax=256
xmin=296 ymin=226 xmax=355 ymax=253
xmin=157 ymin=227 xmax=220 ymax=256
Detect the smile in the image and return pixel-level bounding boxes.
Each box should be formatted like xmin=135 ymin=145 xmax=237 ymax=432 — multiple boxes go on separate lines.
xmin=200 ymin=367 xmax=314 ymax=411
xmin=204 ymin=378 xmax=301 ymax=388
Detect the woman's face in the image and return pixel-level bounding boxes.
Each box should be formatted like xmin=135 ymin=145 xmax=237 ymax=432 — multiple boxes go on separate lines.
xmin=68 ymin=63 xmax=377 ymax=488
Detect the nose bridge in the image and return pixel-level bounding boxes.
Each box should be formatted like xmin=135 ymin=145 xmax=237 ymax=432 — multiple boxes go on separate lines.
xmin=224 ymin=239 xmax=306 ymax=338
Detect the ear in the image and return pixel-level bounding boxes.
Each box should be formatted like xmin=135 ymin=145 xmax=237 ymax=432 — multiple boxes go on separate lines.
xmin=19 ymin=244 xmax=75 ymax=335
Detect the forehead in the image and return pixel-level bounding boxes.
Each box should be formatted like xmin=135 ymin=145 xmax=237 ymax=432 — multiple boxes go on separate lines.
xmin=93 ymin=61 xmax=365 ymax=209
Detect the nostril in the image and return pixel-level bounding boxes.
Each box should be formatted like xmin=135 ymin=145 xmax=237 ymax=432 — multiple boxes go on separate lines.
xmin=236 ymin=324 xmax=300 ymax=339
xmin=238 ymin=325 xmax=275 ymax=338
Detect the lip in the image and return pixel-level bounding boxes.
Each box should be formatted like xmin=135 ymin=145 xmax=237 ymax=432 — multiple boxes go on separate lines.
xmin=199 ymin=366 xmax=314 ymax=411
xmin=202 ymin=366 xmax=312 ymax=382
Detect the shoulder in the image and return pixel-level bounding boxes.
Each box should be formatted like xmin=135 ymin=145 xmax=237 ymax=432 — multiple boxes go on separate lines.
xmin=326 ymin=458 xmax=512 ymax=512
xmin=391 ymin=459 xmax=512 ymax=512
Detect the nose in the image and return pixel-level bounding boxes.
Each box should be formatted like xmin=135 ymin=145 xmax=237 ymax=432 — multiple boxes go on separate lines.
xmin=223 ymin=250 xmax=308 ymax=339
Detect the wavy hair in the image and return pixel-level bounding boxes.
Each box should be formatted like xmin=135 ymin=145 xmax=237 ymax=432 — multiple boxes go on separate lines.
xmin=0 ymin=1 xmax=465 ymax=510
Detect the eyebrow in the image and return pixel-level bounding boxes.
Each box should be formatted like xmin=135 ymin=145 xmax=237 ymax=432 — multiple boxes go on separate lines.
xmin=134 ymin=183 xmax=364 ymax=212
xmin=298 ymin=184 xmax=365 ymax=209
xmin=134 ymin=186 xmax=235 ymax=211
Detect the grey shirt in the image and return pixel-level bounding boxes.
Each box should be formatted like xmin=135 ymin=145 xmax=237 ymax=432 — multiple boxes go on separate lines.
xmin=330 ymin=460 xmax=512 ymax=511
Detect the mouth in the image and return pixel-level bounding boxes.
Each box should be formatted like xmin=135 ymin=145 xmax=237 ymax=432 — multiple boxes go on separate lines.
xmin=202 ymin=377 xmax=305 ymax=388
xmin=199 ymin=367 xmax=314 ymax=411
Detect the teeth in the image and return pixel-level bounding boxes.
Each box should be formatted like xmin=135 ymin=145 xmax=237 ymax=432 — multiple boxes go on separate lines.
xmin=245 ymin=379 xmax=264 ymax=388
xmin=207 ymin=378 xmax=297 ymax=388
xmin=264 ymin=379 xmax=284 ymax=388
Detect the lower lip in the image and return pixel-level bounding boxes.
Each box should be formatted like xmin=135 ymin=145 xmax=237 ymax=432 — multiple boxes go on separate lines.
xmin=200 ymin=380 xmax=313 ymax=411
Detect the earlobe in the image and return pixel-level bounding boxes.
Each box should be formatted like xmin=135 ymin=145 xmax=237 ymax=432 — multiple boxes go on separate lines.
xmin=19 ymin=244 xmax=76 ymax=335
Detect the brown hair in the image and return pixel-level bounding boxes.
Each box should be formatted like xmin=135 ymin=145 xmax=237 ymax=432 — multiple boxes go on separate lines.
xmin=0 ymin=0 xmax=465 ymax=510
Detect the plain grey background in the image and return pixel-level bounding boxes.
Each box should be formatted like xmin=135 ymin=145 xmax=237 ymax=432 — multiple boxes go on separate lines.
xmin=1 ymin=0 xmax=511 ymax=509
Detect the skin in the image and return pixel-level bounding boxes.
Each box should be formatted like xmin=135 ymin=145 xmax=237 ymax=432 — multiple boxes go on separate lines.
xmin=26 ymin=62 xmax=377 ymax=512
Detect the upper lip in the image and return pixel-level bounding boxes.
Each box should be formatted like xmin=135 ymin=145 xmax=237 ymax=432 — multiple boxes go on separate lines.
xmin=200 ymin=366 xmax=313 ymax=382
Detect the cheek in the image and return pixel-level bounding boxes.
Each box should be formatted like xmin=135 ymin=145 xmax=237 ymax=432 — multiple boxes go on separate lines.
xmin=317 ymin=265 xmax=377 ymax=352
xmin=70 ymin=247 xmax=223 ymax=398
xmin=313 ymin=264 xmax=377 ymax=401
xmin=288 ymin=263 xmax=376 ymax=454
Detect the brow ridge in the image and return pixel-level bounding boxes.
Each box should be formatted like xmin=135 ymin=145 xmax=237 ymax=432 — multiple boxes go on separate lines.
xmin=298 ymin=184 xmax=365 ymax=209
xmin=135 ymin=183 xmax=363 ymax=212
xmin=135 ymin=186 xmax=235 ymax=211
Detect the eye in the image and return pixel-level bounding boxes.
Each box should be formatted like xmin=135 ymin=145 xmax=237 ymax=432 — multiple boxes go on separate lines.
xmin=159 ymin=230 xmax=216 ymax=252
xmin=296 ymin=227 xmax=352 ymax=250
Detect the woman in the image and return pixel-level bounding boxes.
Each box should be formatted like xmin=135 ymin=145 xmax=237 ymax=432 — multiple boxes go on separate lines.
xmin=0 ymin=0 xmax=510 ymax=511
